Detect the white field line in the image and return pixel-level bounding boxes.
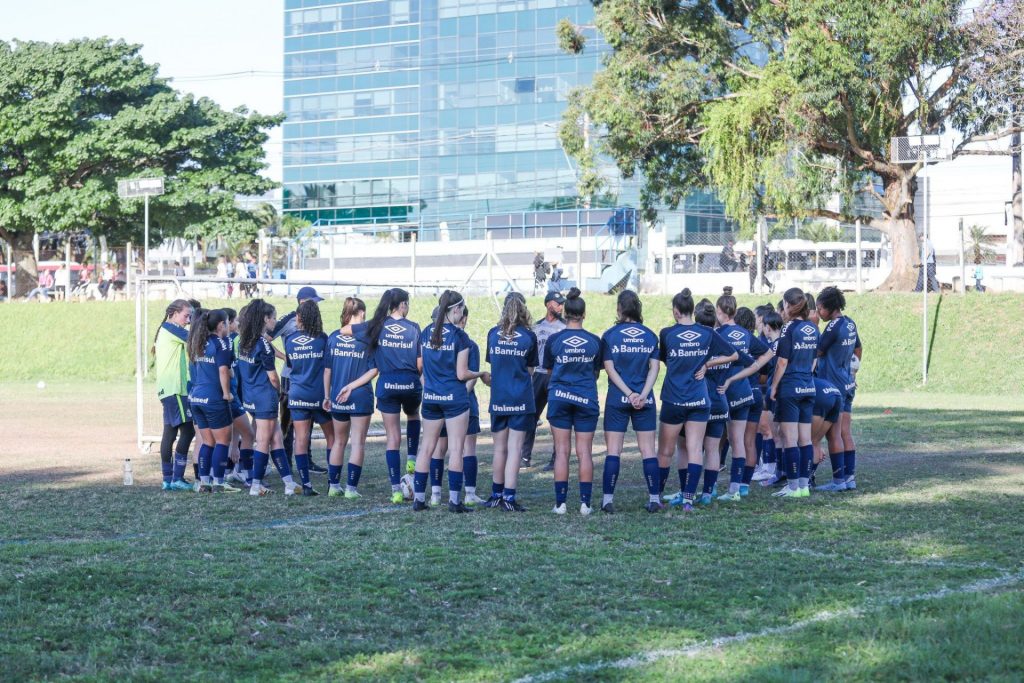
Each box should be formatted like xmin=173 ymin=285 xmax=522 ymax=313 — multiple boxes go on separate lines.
xmin=511 ymin=570 xmax=1024 ymax=683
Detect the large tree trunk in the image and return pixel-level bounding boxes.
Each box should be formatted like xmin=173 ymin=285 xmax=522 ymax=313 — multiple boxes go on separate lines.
xmin=1011 ymin=124 xmax=1022 ymax=266
xmin=11 ymin=231 xmax=39 ymax=296
xmin=875 ymin=174 xmax=921 ymax=291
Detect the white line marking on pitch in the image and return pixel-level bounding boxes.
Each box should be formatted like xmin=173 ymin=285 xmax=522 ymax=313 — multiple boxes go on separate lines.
xmin=511 ymin=570 xmax=1024 ymax=683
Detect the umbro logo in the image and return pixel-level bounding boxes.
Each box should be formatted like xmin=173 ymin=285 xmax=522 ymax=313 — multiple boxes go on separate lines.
xmin=501 ymin=331 xmax=522 ymax=340
xmin=677 ymin=330 xmax=701 ymax=343
xmin=727 ymin=330 xmax=745 ymax=341
xmin=621 ymin=327 xmax=645 ymax=339
xmin=337 ymin=335 xmax=355 ymax=343
xmin=384 ymin=324 xmax=405 ymax=335
xmin=292 ymin=335 xmax=313 ymax=345
xmin=563 ymin=335 xmax=588 ymax=348
xmin=846 ymin=322 xmax=855 ymax=332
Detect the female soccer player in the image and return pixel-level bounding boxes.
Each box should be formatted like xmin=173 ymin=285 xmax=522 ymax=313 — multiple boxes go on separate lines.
xmin=237 ymin=299 xmax=297 ymax=496
xmin=657 ymin=289 xmax=738 ymax=512
xmin=484 ymin=293 xmax=539 ymax=512
xmin=412 ymin=290 xmax=490 ymax=513
xmin=715 ymin=291 xmax=770 ymax=501
xmin=224 ymin=307 xmax=255 ymax=488
xmin=339 ymin=288 xmax=421 ymax=503
xmin=544 ymin=288 xmax=603 ymax=516
xmin=815 ymin=286 xmax=861 ymax=491
xmin=153 ymin=299 xmax=196 ymax=491
xmin=187 ymin=309 xmax=234 ymax=492
xmin=694 ymin=300 xmax=735 ymax=505
xmin=810 ymin=377 xmax=844 ymax=486
xmin=769 ymin=287 xmax=819 ymax=499
xmin=286 ymin=300 xmax=334 ymax=496
xmin=600 ymin=290 xmax=660 ymax=513
xmin=733 ymin=306 xmax=763 ymax=496
xmin=324 ymin=297 xmax=377 ymax=499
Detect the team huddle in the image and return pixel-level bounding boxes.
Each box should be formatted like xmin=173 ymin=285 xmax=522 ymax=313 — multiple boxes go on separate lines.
xmin=151 ymin=283 xmax=861 ymax=514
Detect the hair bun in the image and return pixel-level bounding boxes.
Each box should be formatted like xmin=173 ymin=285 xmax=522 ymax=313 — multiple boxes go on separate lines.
xmin=567 ymin=287 xmax=581 ymax=299
xmin=681 ymin=288 xmax=692 ymax=297
xmin=723 ymin=286 xmax=733 ymax=296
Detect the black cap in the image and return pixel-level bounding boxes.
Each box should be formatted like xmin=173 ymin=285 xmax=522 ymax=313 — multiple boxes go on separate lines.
xmin=544 ymin=292 xmax=566 ymax=305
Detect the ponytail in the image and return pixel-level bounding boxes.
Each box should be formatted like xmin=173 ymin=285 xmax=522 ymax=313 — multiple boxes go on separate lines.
xmin=239 ymin=299 xmax=276 ymax=355
xmin=499 ymin=292 xmax=531 ymax=338
xmin=296 ymin=300 xmax=324 ymax=338
xmin=783 ymin=287 xmax=809 ymax=320
xmin=366 ymin=288 xmax=409 ymax=351
xmin=430 ymin=290 xmax=464 ymax=349
xmin=341 ymin=297 xmax=366 ymax=328
xmin=152 ymin=299 xmax=191 ymax=355
xmin=187 ymin=309 xmax=226 ymax=363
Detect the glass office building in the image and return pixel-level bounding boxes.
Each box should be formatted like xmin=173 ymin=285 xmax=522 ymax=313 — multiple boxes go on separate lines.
xmin=282 ymin=0 xmax=736 ymax=242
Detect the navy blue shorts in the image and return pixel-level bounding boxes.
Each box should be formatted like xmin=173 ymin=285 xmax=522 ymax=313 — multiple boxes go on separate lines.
xmin=291 ymin=407 xmax=332 ymax=424
xmin=775 ymin=395 xmax=814 ymax=424
xmin=660 ymin=401 xmax=710 ymax=426
xmin=191 ymin=399 xmax=232 ymax=430
xmin=467 ymin=415 xmax=481 ymax=436
xmin=843 ymin=388 xmax=855 ymax=414
xmin=727 ymin=401 xmax=750 ymax=422
xmin=244 ymin=401 xmax=279 ymax=421
xmin=229 ymin=400 xmax=246 ymax=421
xmin=490 ymin=412 xmax=535 ymax=433
xmin=547 ymin=399 xmax=599 ymax=432
xmin=377 ymin=389 xmax=422 ymax=415
xmin=747 ymin=388 xmax=763 ymax=423
xmin=422 ymin=401 xmax=471 ymax=421
xmin=706 ymin=418 xmax=726 ymax=440
xmin=331 ymin=411 xmax=373 ymax=422
xmin=603 ymin=401 xmax=657 ymax=433
xmin=814 ymin=395 xmax=842 ymax=424
xmin=161 ymin=395 xmax=192 ymax=427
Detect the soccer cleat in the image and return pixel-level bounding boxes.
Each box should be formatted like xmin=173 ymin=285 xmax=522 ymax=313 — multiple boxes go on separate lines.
xmin=500 ymin=498 xmax=527 ymax=512
xmin=448 ymin=501 xmax=474 ymax=513
xmin=226 ymin=471 xmax=248 ymax=485
xmin=309 ymin=461 xmax=328 ymax=475
xmin=752 ymin=463 xmax=777 ymax=481
xmin=739 ymin=484 xmax=750 ymax=497
xmin=682 ymin=502 xmax=694 ymax=512
xmin=198 ymin=483 xmax=213 ymax=493
xmin=815 ymin=481 xmax=846 ymax=492
xmin=193 ymin=481 xmax=202 ymax=493
xmin=284 ymin=482 xmax=299 ymax=496
xmin=342 ymin=489 xmax=361 ymax=500
xmin=666 ymin=492 xmax=686 ymax=508
xmin=644 ymin=501 xmax=665 ymax=513
xmin=429 ymin=494 xmax=442 ymax=508
xmin=390 ymin=491 xmax=405 ymax=504
xmin=601 ymin=503 xmax=615 ymax=515
xmin=412 ymin=500 xmax=430 ymax=512
xmin=519 ymin=457 xmax=532 ymax=469
xmin=718 ymin=491 xmax=742 ymax=502
xmin=399 ymin=474 xmax=414 ymax=500
xmin=218 ymin=481 xmax=241 ymax=493
xmin=580 ymin=503 xmax=593 ymax=516
xmin=249 ymin=483 xmax=273 ymax=496
xmin=552 ymin=503 xmax=567 ymax=515
xmin=463 ymin=492 xmax=487 ymax=507
xmin=794 ymin=487 xmax=810 ymax=499
xmin=302 ymin=485 xmax=320 ymax=497
xmin=772 ymin=487 xmax=793 ymax=498
xmin=328 ymin=486 xmax=344 ymax=497
xmin=406 ymin=460 xmax=416 ymax=475
xmin=210 ymin=484 xmax=226 ymax=494
xmin=161 ymin=482 xmax=172 ymax=491
xmin=484 ymin=493 xmax=504 ymax=508
xmin=697 ymin=493 xmax=713 ymax=505
xmin=844 ymin=477 xmax=857 ymax=491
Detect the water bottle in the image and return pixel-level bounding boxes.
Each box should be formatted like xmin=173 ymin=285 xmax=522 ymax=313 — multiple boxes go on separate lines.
xmin=123 ymin=458 xmax=134 ymax=486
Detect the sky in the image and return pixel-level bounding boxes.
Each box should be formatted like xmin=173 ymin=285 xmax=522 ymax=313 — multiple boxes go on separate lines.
xmin=1 ymin=0 xmax=285 ymax=184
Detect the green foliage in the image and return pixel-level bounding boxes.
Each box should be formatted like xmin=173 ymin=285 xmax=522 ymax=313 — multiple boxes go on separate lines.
xmin=964 ymin=224 xmax=999 ymax=263
xmin=0 ymin=39 xmax=282 ymax=249
xmin=800 ymin=221 xmax=845 ymax=243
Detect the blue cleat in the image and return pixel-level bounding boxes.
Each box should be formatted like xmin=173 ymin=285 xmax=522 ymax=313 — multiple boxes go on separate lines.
xmin=738 ymin=484 xmax=750 ymax=497
xmin=844 ymin=477 xmax=857 ymax=491
xmin=815 ymin=481 xmax=846 ymax=492
xmin=666 ymin=492 xmax=686 ymax=507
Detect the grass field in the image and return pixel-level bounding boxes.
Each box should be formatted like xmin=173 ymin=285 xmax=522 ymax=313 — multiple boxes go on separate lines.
xmin=2 ymin=380 xmax=1022 ymax=681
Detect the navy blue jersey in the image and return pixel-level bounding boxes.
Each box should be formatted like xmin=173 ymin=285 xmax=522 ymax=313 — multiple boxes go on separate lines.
xmin=237 ymin=337 xmax=278 ymax=408
xmin=817 ymin=315 xmax=858 ymax=394
xmin=285 ymin=331 xmax=328 ymax=403
xmin=419 ymin=323 xmax=471 ymax=405
xmin=354 ymin=317 xmax=420 ymax=378
xmin=718 ymin=323 xmax=769 ymax=402
xmin=776 ymin=319 xmax=819 ymax=399
xmin=601 ymin=323 xmax=659 ymax=405
xmin=543 ymin=328 xmax=602 ymax=408
xmin=229 ymin=332 xmax=241 ymax=400
xmin=658 ymin=324 xmax=735 ymax=406
xmin=326 ymin=328 xmax=376 ymax=408
xmin=486 ymin=325 xmax=539 ymax=415
xmin=467 ymin=337 xmax=481 ymax=418
xmin=764 ymin=337 xmax=780 ymax=394
xmin=188 ymin=336 xmax=232 ymax=404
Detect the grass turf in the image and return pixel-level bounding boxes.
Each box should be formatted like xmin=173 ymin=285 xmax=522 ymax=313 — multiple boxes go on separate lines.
xmin=1 ymin=385 xmax=1022 ymax=681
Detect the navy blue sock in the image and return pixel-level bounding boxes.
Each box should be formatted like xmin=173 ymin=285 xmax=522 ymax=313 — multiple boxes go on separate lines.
xmin=161 ymin=460 xmax=173 ymax=484
xmin=742 ymin=465 xmax=755 ymax=484
xmin=764 ymin=438 xmax=776 ymax=464
xmin=683 ymin=463 xmax=703 ymax=501
xmin=492 ymin=481 xmax=504 ymax=496
xmin=328 ymin=463 xmax=342 ymax=485
xmin=385 ymin=449 xmax=401 ymax=485
xmin=641 ymin=458 xmax=660 ymax=495
xmin=845 ymin=450 xmax=856 ymax=479
xmin=294 ymin=454 xmax=311 ymax=486
xmin=413 ymin=471 xmax=428 ymax=494
xmin=702 ymin=468 xmax=719 ymax=495
xmin=677 ymin=468 xmax=688 ymax=492
xmin=271 ymin=448 xmax=291 ymax=477
xmin=212 ymin=444 xmax=229 ymax=480
xmin=784 ymin=447 xmax=800 ymax=481
xmin=658 ymin=466 xmax=670 ymax=493
xmin=172 ymin=452 xmax=188 ymax=481
xmin=447 ymin=469 xmax=463 ymax=503
xmin=252 ymin=450 xmax=269 ymax=480
xmin=602 ymin=455 xmax=620 ymax=495
xmin=798 ymin=445 xmax=813 ymax=480
xmin=347 ymin=463 xmax=362 ymax=488
xmin=407 ymin=419 xmax=421 ymax=459
xmin=192 ymin=463 xmax=200 ymax=480
xmin=429 ymin=458 xmax=444 ymax=488
xmin=503 ymin=487 xmax=517 ymax=501
xmin=463 ymin=455 xmax=478 ymax=489
xmin=198 ymin=444 xmax=213 ymax=479
xmin=755 ymin=433 xmax=764 ymax=461
xmin=239 ymin=448 xmax=254 ymax=474
xmin=829 ymin=450 xmax=846 ymax=481
xmin=579 ymin=481 xmax=593 ymax=506
xmin=729 ymin=456 xmax=744 ymax=484
xmin=555 ymin=480 xmax=568 ymax=506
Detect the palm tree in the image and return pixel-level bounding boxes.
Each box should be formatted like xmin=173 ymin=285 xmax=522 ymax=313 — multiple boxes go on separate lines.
xmin=964 ymin=224 xmax=998 ymax=264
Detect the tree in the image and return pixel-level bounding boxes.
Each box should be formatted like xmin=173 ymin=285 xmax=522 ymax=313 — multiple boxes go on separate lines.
xmin=0 ymin=38 xmax=282 ymax=291
xmin=557 ymin=0 xmax=1022 ymax=290
xmin=964 ymin=224 xmax=999 ymax=264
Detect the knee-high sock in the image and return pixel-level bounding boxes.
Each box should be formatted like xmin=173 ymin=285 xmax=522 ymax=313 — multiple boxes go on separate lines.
xmin=429 ymin=458 xmax=444 ymax=489
xmin=211 ymin=444 xmax=229 ymax=480
xmin=683 ymin=463 xmax=703 ymax=502
xmin=463 ymin=455 xmax=478 ymax=490
xmin=385 ymin=450 xmax=401 ymax=485
xmin=198 ymin=444 xmax=213 ymax=479
xmin=406 ymin=419 xmax=421 ymax=459
xmin=602 ymin=455 xmax=620 ymax=495
xmin=642 ymin=458 xmax=660 ymax=497
xmin=294 ymin=454 xmax=310 ymax=486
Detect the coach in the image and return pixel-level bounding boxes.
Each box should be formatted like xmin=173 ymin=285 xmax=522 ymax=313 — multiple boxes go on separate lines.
xmin=520 ymin=291 xmax=565 ymax=470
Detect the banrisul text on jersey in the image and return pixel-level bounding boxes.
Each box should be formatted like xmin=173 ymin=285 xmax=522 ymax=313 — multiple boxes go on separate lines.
xmin=486 ymin=325 xmax=539 ymax=414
